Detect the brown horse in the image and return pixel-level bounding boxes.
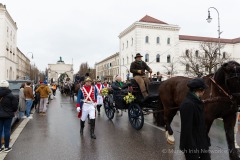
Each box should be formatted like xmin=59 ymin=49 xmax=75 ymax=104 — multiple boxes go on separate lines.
xmin=156 ymin=61 xmax=240 ymax=160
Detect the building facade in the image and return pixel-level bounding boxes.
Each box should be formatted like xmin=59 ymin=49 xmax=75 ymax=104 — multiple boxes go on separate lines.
xmin=48 ymin=57 xmax=74 ymax=83
xmin=117 ymin=15 xmax=240 ymax=80
xmin=16 ymin=48 xmax=30 ymax=79
xmin=0 ymin=3 xmax=18 ymax=80
xmin=95 ymin=52 xmax=120 ymax=82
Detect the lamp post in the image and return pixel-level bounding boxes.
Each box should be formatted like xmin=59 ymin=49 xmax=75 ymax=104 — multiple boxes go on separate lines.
xmin=26 ymin=52 xmax=34 ymax=80
xmin=206 ymin=7 xmax=222 ymax=62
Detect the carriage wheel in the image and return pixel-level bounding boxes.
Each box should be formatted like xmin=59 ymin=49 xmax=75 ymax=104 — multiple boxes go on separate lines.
xmin=104 ymin=96 xmax=115 ymax=120
xmin=128 ymin=103 xmax=144 ymax=130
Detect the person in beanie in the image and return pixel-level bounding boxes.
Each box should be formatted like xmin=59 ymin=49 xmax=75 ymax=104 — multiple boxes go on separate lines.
xmin=130 ymin=53 xmax=152 ymax=101
xmin=76 ymin=77 xmax=97 ymax=139
xmin=94 ymin=79 xmax=104 ymax=115
xmin=35 ymin=81 xmax=51 ymax=115
xmin=179 ymin=78 xmax=211 ymax=160
xmin=0 ymin=80 xmax=18 ymax=153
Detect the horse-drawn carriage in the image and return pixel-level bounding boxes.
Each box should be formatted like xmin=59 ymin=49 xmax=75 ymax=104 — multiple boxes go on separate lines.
xmin=59 ymin=78 xmax=75 ymax=100
xmin=104 ymin=79 xmax=162 ymax=130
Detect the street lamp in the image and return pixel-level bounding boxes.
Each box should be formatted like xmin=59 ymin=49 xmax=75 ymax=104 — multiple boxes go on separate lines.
xmin=206 ymin=7 xmax=222 ymax=60
xmin=26 ymin=52 xmax=34 ymax=80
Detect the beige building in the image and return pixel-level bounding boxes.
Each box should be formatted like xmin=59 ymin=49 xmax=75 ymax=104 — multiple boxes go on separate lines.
xmin=48 ymin=57 xmax=74 ymax=83
xmin=16 ymin=48 xmax=30 ymax=79
xmin=95 ymin=52 xmax=120 ymax=82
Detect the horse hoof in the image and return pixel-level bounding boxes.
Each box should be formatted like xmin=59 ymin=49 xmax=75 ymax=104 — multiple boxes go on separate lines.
xmin=166 ymin=131 xmax=175 ymax=145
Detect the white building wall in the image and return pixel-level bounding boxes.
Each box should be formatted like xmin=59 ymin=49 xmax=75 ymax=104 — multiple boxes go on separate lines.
xmin=0 ymin=4 xmax=17 ymax=80
xmin=119 ymin=22 xmax=180 ymax=80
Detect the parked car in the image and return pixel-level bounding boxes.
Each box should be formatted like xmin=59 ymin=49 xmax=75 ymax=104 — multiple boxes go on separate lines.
xmin=7 ymin=80 xmax=33 ymax=125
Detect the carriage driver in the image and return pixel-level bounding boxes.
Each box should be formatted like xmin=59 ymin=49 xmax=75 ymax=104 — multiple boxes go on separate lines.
xmin=130 ymin=53 xmax=152 ymax=101
xmin=76 ymin=77 xmax=98 ymax=139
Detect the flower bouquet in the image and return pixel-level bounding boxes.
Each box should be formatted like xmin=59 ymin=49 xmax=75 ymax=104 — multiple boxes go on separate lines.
xmin=123 ymin=92 xmax=135 ymax=104
xmin=101 ymin=88 xmax=109 ymax=96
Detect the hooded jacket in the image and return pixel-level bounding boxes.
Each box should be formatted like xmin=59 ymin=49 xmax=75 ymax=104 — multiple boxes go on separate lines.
xmin=0 ymin=87 xmax=18 ymax=118
xmin=35 ymin=84 xmax=51 ymax=98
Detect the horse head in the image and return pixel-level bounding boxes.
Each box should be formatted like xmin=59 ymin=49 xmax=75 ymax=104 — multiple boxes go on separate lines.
xmin=214 ymin=61 xmax=240 ymax=101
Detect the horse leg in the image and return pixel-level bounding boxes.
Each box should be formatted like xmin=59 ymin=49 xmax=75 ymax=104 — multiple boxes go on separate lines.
xmin=223 ymin=113 xmax=240 ymax=160
xmin=164 ymin=107 xmax=178 ymax=145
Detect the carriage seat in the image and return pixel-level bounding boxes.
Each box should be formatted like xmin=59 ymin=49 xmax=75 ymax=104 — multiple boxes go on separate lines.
xmin=130 ymin=79 xmax=161 ymax=99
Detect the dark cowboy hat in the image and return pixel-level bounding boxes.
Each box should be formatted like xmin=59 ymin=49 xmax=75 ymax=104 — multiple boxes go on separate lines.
xmin=187 ymin=78 xmax=208 ymax=90
xmin=135 ymin=53 xmax=143 ymax=59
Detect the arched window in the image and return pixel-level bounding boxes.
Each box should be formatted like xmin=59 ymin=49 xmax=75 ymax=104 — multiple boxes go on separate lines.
xmin=185 ymin=49 xmax=189 ymax=57
xmin=196 ymin=64 xmax=199 ymax=71
xmin=223 ymin=52 xmax=226 ymax=59
xmin=156 ymin=37 xmax=160 ymax=44
xmin=186 ymin=64 xmax=190 ymax=71
xmin=167 ymin=38 xmax=170 ymax=45
xmin=195 ymin=50 xmax=199 ymax=57
xmin=145 ymin=54 xmax=149 ymax=62
xmin=156 ymin=54 xmax=160 ymax=62
xmin=145 ymin=36 xmax=149 ymax=43
xmin=167 ymin=55 xmax=171 ymax=63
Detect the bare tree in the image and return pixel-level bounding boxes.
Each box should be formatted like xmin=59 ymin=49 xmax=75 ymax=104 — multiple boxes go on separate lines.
xmin=78 ymin=62 xmax=89 ymax=77
xmin=180 ymin=42 xmax=230 ymax=76
xmin=163 ymin=57 xmax=178 ymax=78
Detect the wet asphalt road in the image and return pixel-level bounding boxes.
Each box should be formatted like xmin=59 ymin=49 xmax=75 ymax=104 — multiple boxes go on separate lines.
xmin=5 ymin=91 xmax=239 ymax=160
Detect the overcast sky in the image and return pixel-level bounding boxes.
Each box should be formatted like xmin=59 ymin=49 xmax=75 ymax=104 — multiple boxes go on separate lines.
xmin=1 ymin=0 xmax=240 ymax=73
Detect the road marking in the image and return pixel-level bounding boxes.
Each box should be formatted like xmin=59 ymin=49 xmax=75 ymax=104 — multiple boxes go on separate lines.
xmin=0 ymin=110 xmax=35 ymax=160
xmin=144 ymin=121 xmax=166 ymax=131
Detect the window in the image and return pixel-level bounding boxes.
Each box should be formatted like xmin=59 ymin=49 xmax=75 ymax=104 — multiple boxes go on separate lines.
xmin=127 ymin=57 xmax=129 ymax=64
xmin=223 ymin=52 xmax=226 ymax=58
xmin=186 ymin=64 xmax=190 ymax=71
xmin=167 ymin=38 xmax=170 ymax=45
xmin=185 ymin=50 xmax=189 ymax=57
xmin=122 ymin=58 xmax=124 ymax=65
xmin=132 ymin=55 xmax=133 ymax=62
xmin=195 ymin=50 xmax=199 ymax=57
xmin=145 ymin=36 xmax=149 ymax=43
xmin=156 ymin=37 xmax=160 ymax=44
xmin=109 ymin=63 xmax=112 ymax=67
xmin=156 ymin=54 xmax=160 ymax=62
xmin=122 ymin=43 xmax=124 ymax=50
xmin=145 ymin=54 xmax=149 ymax=62
xmin=127 ymin=41 xmax=128 ymax=48
xmin=131 ymin=38 xmax=133 ymax=46
xmin=167 ymin=55 xmax=171 ymax=63
xmin=7 ymin=27 xmax=9 ymax=37
xmin=196 ymin=64 xmax=199 ymax=71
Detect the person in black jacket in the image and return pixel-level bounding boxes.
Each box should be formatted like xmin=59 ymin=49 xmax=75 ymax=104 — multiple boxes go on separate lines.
xmin=179 ymin=78 xmax=210 ymax=160
xmin=0 ymin=80 xmax=18 ymax=153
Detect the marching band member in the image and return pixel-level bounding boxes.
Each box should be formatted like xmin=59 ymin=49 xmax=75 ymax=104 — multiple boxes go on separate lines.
xmin=94 ymin=79 xmax=104 ymax=115
xmin=103 ymin=80 xmax=109 ymax=88
xmin=76 ymin=77 xmax=97 ymax=139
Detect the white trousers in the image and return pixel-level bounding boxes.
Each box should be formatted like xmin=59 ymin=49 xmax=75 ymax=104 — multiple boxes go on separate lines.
xmin=81 ymin=103 xmax=96 ymax=121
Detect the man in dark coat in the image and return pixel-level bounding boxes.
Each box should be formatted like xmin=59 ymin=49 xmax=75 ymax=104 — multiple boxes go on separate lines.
xmin=130 ymin=53 xmax=152 ymax=100
xmin=179 ymin=78 xmax=211 ymax=160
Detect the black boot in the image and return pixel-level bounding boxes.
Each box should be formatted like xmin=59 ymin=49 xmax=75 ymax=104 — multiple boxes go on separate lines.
xmin=97 ymin=105 xmax=101 ymax=115
xmin=90 ymin=119 xmax=96 ymax=139
xmin=80 ymin=120 xmax=85 ymax=135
